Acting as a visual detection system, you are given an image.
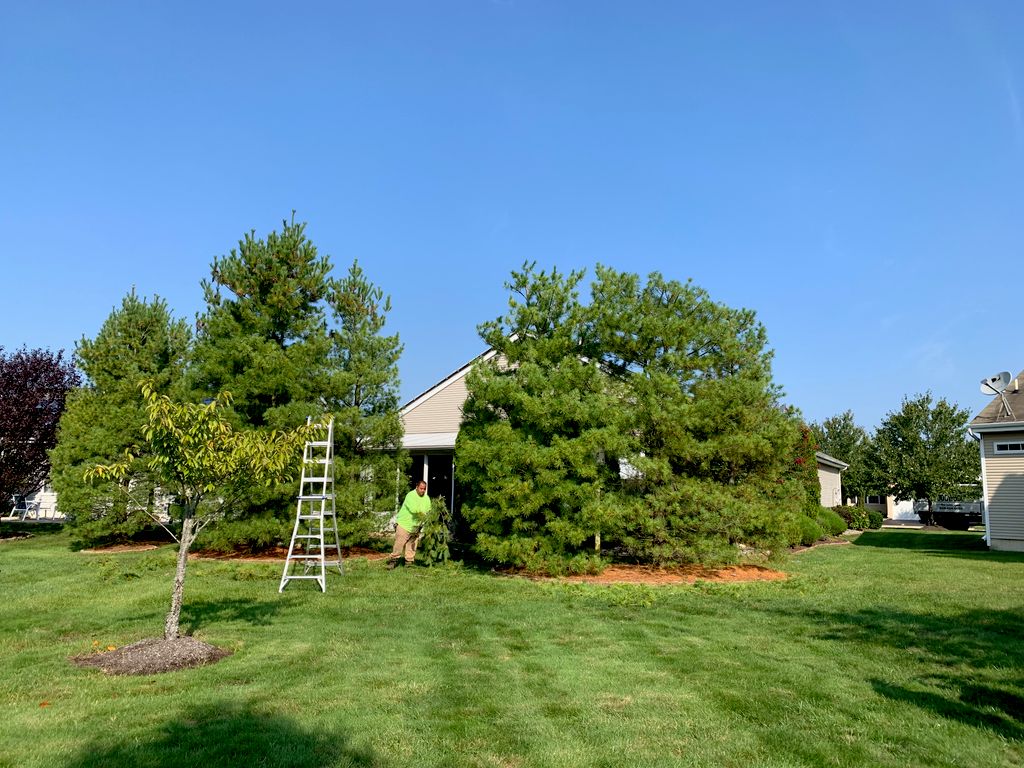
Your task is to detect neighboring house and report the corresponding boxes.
[969,369,1024,552]
[815,452,847,507]
[859,494,918,521]
[401,349,847,513]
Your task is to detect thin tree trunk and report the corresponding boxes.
[165,513,196,640]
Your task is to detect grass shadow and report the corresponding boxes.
[183,597,287,633]
[64,702,380,768]
[871,678,1024,742]
[852,530,1024,563]
[777,600,1024,739]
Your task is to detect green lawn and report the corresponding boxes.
[2,527,1023,768]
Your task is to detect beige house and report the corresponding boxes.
[970,370,1024,552]
[815,452,847,507]
[402,349,846,511]
[400,350,498,510]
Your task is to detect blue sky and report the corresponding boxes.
[2,1,1022,430]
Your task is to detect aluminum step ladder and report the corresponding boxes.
[279,417,343,592]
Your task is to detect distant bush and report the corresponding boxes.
[833,505,870,531]
[797,516,825,546]
[815,507,848,537]
[866,509,884,529]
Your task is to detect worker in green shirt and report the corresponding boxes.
[388,480,431,569]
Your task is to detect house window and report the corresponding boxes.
[994,441,1024,454]
[866,495,885,505]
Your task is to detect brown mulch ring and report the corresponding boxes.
[80,543,160,553]
[517,563,788,585]
[72,636,231,675]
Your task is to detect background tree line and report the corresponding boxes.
[810,397,980,526]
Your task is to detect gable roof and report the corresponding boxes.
[400,348,495,417]
[815,451,849,471]
[971,369,1024,432]
[398,348,495,450]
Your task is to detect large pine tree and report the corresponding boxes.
[457,264,626,572]
[326,261,405,543]
[458,264,808,570]
[190,216,333,429]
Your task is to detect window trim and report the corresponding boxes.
[993,441,1024,455]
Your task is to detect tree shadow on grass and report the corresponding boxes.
[871,677,1024,742]
[65,702,382,768]
[183,597,289,633]
[786,602,1024,740]
[852,530,1024,563]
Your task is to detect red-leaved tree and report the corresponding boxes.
[0,347,81,507]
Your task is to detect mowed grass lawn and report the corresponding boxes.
[2,528,1023,768]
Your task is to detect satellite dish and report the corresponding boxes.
[980,371,1012,395]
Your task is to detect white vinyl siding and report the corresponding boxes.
[983,431,1024,542]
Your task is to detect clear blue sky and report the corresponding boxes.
[2,1,1022,430]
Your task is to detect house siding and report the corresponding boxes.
[402,375,470,435]
[817,465,842,507]
[982,430,1024,545]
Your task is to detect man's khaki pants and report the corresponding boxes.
[390,525,419,564]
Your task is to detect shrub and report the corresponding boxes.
[867,509,884,529]
[418,497,454,566]
[196,515,291,554]
[797,516,824,546]
[832,505,870,530]
[815,507,848,537]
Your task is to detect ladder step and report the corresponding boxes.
[287,554,326,561]
[302,478,332,484]
[298,494,333,501]
[282,575,323,581]
[293,534,323,539]
[309,441,332,447]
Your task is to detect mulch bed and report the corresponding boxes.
[542,563,788,585]
[72,636,231,676]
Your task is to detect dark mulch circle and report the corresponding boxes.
[72,636,231,676]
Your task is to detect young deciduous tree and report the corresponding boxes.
[810,410,873,505]
[870,393,980,522]
[0,347,80,508]
[50,291,190,546]
[326,261,405,544]
[88,385,313,640]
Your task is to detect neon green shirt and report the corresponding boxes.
[396,488,431,532]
